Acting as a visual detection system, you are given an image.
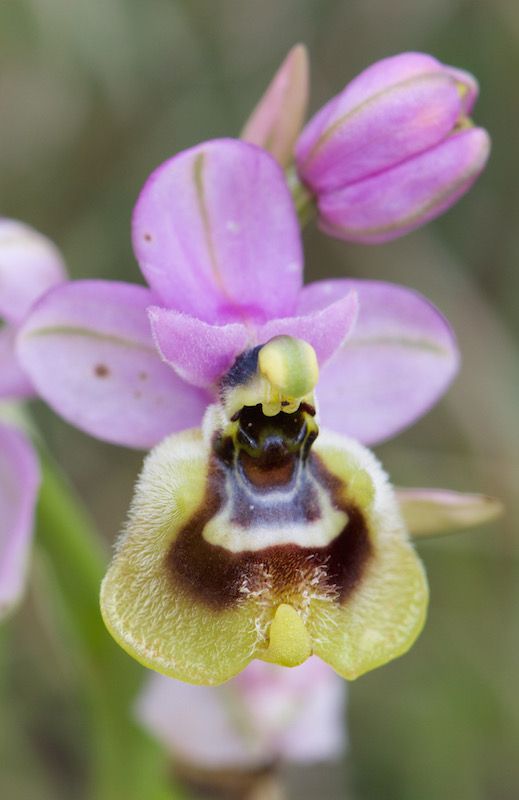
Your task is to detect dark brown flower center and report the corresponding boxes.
[166,404,372,611]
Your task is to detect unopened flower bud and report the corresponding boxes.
[295,52,490,243]
[241,44,309,167]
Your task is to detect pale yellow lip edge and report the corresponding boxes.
[100,561,429,685]
[99,573,249,687]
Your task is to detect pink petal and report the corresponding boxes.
[137,674,261,768]
[298,279,459,445]
[0,422,40,618]
[234,659,346,764]
[149,291,358,389]
[0,219,66,324]
[317,128,490,244]
[296,52,462,193]
[0,324,33,399]
[298,53,442,164]
[241,44,309,167]
[396,488,503,537]
[133,139,303,325]
[148,306,250,388]
[17,281,210,449]
[445,65,479,114]
[135,658,346,769]
[259,289,358,366]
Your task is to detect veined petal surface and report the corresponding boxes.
[0,422,40,619]
[17,281,209,449]
[296,53,462,193]
[318,128,490,243]
[133,139,303,325]
[297,279,459,445]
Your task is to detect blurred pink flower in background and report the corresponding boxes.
[136,657,346,770]
[0,219,66,617]
[243,49,490,243]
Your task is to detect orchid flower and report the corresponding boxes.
[18,139,458,450]
[136,658,345,771]
[16,139,500,685]
[0,219,67,618]
[242,48,490,242]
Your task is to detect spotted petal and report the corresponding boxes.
[297,279,459,445]
[132,139,303,325]
[0,422,40,619]
[17,281,210,449]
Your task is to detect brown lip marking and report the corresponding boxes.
[94,363,110,378]
[166,453,372,611]
[238,450,296,488]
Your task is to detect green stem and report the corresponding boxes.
[36,452,180,800]
[285,165,317,228]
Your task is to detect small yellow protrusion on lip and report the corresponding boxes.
[261,603,312,667]
[258,335,319,400]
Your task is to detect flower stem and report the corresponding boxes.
[285,165,316,228]
[35,451,180,800]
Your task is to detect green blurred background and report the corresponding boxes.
[1,0,518,798]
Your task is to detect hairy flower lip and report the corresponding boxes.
[100,407,428,685]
